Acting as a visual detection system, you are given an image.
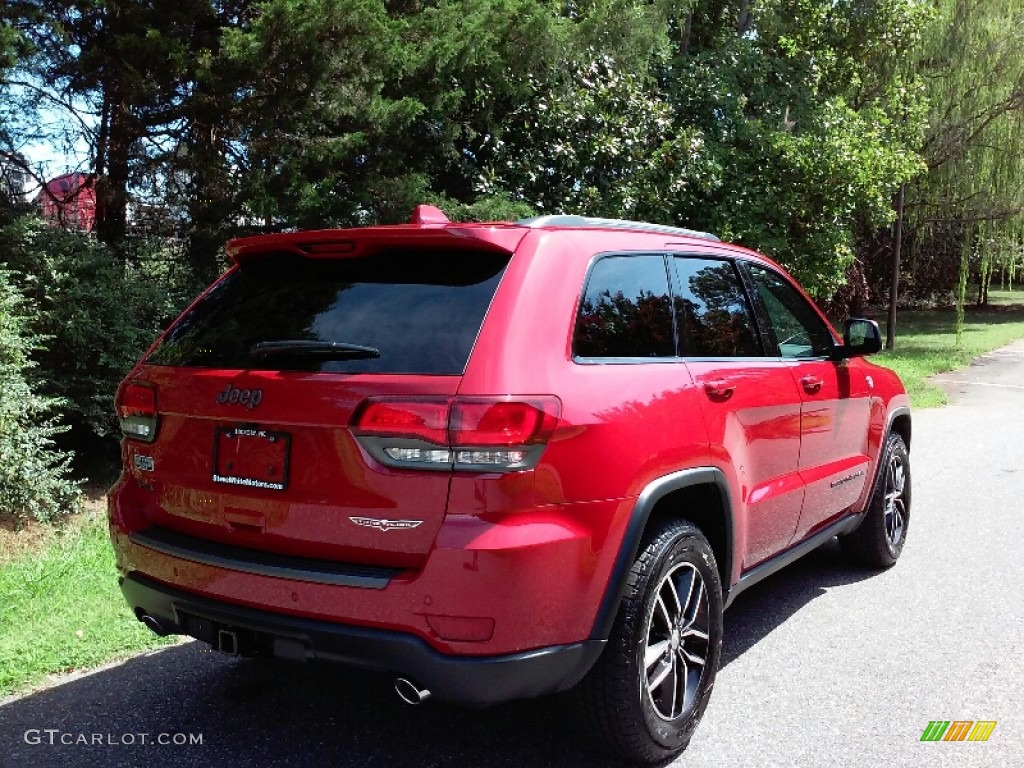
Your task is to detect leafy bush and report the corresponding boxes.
[0,270,80,523]
[0,217,193,445]
[435,193,535,223]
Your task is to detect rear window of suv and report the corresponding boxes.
[146,248,509,374]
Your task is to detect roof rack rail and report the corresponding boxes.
[515,215,720,242]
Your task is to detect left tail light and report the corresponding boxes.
[117,381,158,442]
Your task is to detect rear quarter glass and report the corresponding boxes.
[146,248,510,374]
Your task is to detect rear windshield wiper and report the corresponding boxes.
[250,340,381,360]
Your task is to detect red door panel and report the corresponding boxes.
[685,362,805,569]
[739,260,875,545]
[790,360,872,540]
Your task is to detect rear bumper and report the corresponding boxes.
[109,478,632,655]
[121,572,604,706]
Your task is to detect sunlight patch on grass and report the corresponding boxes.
[0,510,173,697]
[874,294,1024,407]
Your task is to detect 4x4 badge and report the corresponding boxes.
[349,517,423,532]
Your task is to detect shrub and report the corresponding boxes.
[0,217,193,447]
[0,270,80,523]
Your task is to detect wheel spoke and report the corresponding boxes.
[654,596,672,629]
[683,577,704,627]
[672,653,686,718]
[681,626,709,641]
[890,503,904,541]
[680,647,706,668]
[665,573,683,617]
[892,462,905,494]
[668,656,679,718]
[645,639,670,671]
[649,657,673,691]
[674,568,694,620]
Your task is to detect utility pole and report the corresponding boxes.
[886,184,905,351]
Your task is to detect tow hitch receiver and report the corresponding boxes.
[217,629,239,656]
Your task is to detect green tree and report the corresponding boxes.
[0,15,31,213]
[7,1,236,250]
[902,0,1024,330]
[0,270,80,523]
[215,0,578,231]
[480,53,711,218]
[480,1,928,299]
[653,0,927,298]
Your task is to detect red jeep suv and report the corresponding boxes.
[109,206,911,763]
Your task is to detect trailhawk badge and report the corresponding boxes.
[349,517,423,532]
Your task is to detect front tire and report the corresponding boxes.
[575,520,723,764]
[840,431,911,568]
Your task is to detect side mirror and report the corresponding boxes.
[832,318,882,360]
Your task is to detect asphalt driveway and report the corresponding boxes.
[2,342,1022,767]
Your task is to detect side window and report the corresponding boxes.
[671,257,763,357]
[573,255,674,358]
[745,263,834,358]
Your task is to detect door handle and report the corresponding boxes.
[703,381,735,401]
[800,375,823,394]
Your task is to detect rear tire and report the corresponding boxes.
[840,432,911,568]
[574,520,723,764]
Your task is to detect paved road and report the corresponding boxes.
[2,343,1023,768]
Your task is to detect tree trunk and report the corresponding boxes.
[186,121,230,283]
[736,0,753,36]
[956,236,970,348]
[681,11,693,57]
[93,82,130,252]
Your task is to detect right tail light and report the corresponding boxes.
[352,396,561,472]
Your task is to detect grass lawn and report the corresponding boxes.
[873,288,1024,408]
[0,500,173,698]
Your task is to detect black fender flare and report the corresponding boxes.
[588,467,735,641]
[848,404,912,528]
[885,405,912,451]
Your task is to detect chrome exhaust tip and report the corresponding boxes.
[394,677,432,705]
[139,613,168,637]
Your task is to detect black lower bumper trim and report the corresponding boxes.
[120,573,605,706]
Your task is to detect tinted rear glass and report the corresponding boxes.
[146,248,509,374]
